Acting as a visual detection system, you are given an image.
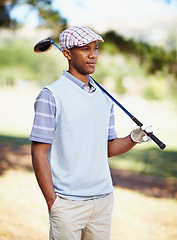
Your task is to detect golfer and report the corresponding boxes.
[30,26,152,240]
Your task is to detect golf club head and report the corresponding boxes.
[34,37,53,53]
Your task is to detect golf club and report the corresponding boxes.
[34,37,61,52]
[34,38,166,150]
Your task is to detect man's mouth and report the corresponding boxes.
[87,62,96,67]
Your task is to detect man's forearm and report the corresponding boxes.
[31,142,56,211]
[108,135,137,157]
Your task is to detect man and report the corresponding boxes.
[30,26,152,240]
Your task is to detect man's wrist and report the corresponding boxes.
[46,194,57,211]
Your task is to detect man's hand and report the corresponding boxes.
[48,195,57,212]
[130,123,153,144]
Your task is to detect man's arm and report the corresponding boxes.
[31,141,56,211]
[108,123,153,157]
[108,135,136,157]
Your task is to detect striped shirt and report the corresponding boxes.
[30,71,117,143]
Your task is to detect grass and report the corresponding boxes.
[0,134,176,181]
[0,135,30,146]
[109,147,177,180]
[112,186,177,240]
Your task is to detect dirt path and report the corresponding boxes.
[0,143,177,199]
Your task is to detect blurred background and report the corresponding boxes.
[0,0,177,240]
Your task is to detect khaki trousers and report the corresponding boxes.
[49,192,114,240]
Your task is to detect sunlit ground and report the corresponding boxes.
[0,170,176,240]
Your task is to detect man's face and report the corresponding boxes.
[68,41,99,76]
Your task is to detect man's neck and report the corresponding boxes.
[68,69,90,86]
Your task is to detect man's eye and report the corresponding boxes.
[94,45,99,50]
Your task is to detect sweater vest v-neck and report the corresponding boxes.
[46,75,113,200]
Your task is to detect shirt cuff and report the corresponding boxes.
[29,135,52,144]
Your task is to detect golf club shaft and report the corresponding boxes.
[49,40,166,149]
[50,39,61,51]
[92,79,166,149]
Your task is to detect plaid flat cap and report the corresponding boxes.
[59,26,104,51]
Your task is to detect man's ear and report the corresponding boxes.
[62,49,72,60]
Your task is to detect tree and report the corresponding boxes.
[0,1,17,28]
[103,31,177,77]
[0,0,67,34]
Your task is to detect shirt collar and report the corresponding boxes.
[63,71,96,92]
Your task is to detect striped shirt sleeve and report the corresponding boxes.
[108,103,117,141]
[30,88,56,144]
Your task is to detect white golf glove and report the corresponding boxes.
[130,123,153,144]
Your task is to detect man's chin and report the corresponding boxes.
[88,68,96,75]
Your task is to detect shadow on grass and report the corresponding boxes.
[109,147,177,180]
[0,135,30,146]
[1,135,177,198]
[0,135,32,175]
[109,147,177,198]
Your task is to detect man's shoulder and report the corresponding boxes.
[45,75,67,90]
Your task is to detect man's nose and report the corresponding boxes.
[89,49,97,58]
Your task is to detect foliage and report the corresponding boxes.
[0,0,67,34]
[0,1,17,28]
[102,31,177,78]
[0,35,176,102]
[0,39,61,85]
[97,31,177,101]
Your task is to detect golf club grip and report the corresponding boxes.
[131,116,166,149]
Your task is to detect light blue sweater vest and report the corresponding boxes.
[46,75,113,200]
